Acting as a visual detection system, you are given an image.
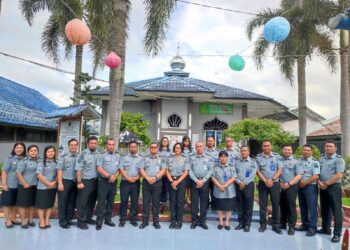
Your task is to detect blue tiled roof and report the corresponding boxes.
[0,76,58,113]
[45,103,101,119]
[89,72,272,100]
[0,100,57,129]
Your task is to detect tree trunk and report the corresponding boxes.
[341,30,350,186]
[108,0,127,147]
[72,45,83,105]
[297,56,307,146]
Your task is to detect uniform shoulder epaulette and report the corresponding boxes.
[336,154,342,158]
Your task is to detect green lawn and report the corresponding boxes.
[342,198,350,206]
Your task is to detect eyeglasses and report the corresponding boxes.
[150,146,158,149]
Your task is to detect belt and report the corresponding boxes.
[171,176,180,180]
[197,177,203,180]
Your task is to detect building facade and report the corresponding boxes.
[91,54,289,146]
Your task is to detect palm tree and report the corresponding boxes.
[87,0,176,141]
[19,0,85,105]
[246,0,338,146]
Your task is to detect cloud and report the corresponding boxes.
[0,0,341,118]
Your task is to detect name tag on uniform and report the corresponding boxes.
[246,170,250,178]
[270,164,275,172]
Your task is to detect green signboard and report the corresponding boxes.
[199,103,233,115]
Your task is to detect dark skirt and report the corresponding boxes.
[0,188,18,206]
[35,189,57,209]
[16,185,36,207]
[212,197,236,211]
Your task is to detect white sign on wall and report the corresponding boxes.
[165,135,183,149]
[58,120,81,155]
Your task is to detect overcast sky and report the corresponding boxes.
[0,0,341,118]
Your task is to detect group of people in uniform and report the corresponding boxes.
[0,135,345,243]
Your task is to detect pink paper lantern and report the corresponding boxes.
[104,52,122,69]
[65,19,91,46]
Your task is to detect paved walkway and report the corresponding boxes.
[0,219,343,250]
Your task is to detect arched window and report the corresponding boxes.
[167,113,182,128]
[203,118,228,130]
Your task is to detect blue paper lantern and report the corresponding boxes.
[328,14,350,30]
[263,16,291,43]
[228,55,245,71]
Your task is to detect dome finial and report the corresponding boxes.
[170,42,185,71]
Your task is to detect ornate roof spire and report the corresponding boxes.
[170,42,186,71]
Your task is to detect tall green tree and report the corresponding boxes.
[246,0,337,146]
[88,0,176,143]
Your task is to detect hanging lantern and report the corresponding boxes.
[65,19,91,46]
[104,51,122,69]
[263,16,291,43]
[342,228,349,250]
[328,14,350,30]
[228,54,245,71]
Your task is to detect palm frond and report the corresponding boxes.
[143,0,177,56]
[19,0,53,25]
[41,14,61,65]
[252,36,270,70]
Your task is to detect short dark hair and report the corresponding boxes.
[87,136,98,143]
[68,138,78,146]
[105,138,115,145]
[206,136,215,141]
[325,140,337,147]
[240,145,250,150]
[173,142,183,153]
[219,150,229,158]
[303,144,313,150]
[262,139,272,145]
[11,142,26,157]
[281,144,292,149]
[128,140,138,147]
[27,144,39,152]
[150,142,158,147]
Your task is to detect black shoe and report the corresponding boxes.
[119,221,125,227]
[280,224,287,230]
[190,222,197,229]
[139,222,149,229]
[288,227,295,235]
[331,235,340,243]
[11,221,21,226]
[217,224,223,230]
[235,224,244,230]
[21,223,29,229]
[59,222,70,229]
[153,222,161,229]
[96,220,103,230]
[27,220,35,227]
[5,222,14,229]
[169,222,176,229]
[272,226,283,234]
[295,225,308,232]
[244,226,250,232]
[105,220,116,227]
[306,230,316,237]
[45,224,51,229]
[130,220,138,227]
[77,221,89,230]
[258,224,266,233]
[317,229,332,235]
[86,218,97,225]
[175,222,182,229]
[39,225,47,230]
[199,223,208,230]
[224,225,231,231]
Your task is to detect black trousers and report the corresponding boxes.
[236,182,254,226]
[142,179,162,223]
[58,179,77,224]
[96,178,117,222]
[76,178,97,222]
[120,180,140,222]
[280,184,298,228]
[320,183,343,236]
[168,179,186,222]
[191,180,210,225]
[258,180,280,226]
